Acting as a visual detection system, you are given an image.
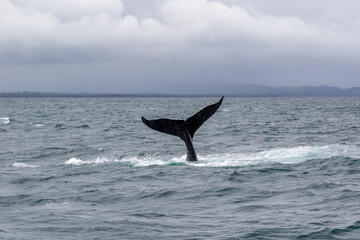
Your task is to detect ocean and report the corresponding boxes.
[1,97,360,239]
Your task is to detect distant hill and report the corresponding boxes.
[1,85,360,97]
[150,82,360,97]
[278,86,360,97]
[0,91,159,98]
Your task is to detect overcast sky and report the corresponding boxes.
[1,0,360,93]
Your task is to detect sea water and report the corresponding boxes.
[0,97,360,239]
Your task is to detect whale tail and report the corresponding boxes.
[141,96,224,161]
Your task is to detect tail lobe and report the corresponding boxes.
[185,96,224,138]
[141,117,187,141]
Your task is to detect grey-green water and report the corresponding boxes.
[1,97,360,239]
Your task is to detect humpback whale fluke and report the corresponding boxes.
[141,96,224,162]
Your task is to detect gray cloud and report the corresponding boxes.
[0,0,359,91]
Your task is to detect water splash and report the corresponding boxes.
[65,157,119,166]
[194,145,358,167]
[65,144,360,168]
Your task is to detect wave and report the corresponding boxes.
[65,144,360,168]
[297,221,360,239]
[13,162,38,168]
[1,117,10,125]
[29,122,45,127]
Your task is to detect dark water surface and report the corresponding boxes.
[1,97,360,239]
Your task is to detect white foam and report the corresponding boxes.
[0,117,10,125]
[34,123,44,127]
[65,157,119,166]
[123,156,172,167]
[65,156,178,167]
[193,145,360,167]
[45,199,72,208]
[65,144,360,168]
[13,162,37,168]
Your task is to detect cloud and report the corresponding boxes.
[0,0,360,64]
[11,0,124,21]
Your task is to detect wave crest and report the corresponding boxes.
[13,162,37,168]
[1,117,10,125]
